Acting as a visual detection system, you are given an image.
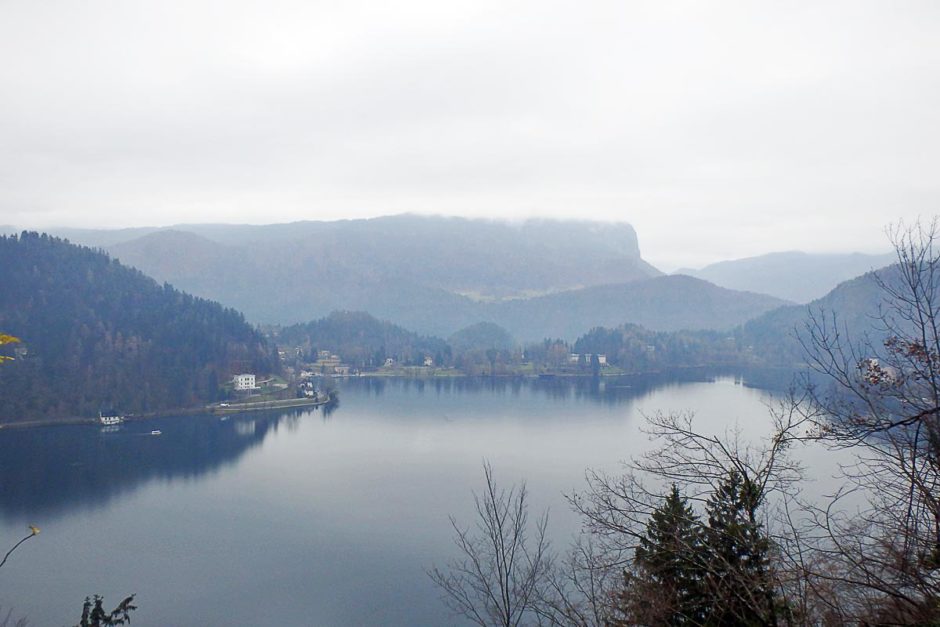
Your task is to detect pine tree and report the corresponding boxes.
[703,471,779,626]
[615,485,708,626]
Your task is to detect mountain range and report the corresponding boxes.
[48,215,788,340]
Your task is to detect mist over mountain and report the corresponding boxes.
[67,214,661,298]
[678,251,894,303]
[42,215,795,340]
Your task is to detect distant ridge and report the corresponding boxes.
[678,251,894,303]
[738,265,899,364]
[56,214,661,286]
[488,275,788,341]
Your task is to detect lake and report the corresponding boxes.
[0,369,822,626]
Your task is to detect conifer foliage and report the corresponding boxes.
[703,471,780,626]
[611,478,784,626]
[0,232,277,422]
[616,485,707,626]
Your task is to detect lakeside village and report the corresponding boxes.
[95,348,619,428]
[279,348,612,379]
[96,371,335,427]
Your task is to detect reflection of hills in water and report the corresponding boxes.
[342,367,799,405]
[0,408,326,522]
[0,369,793,523]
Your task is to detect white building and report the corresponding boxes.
[233,373,256,391]
[98,412,123,425]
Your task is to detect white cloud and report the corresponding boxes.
[0,0,937,265]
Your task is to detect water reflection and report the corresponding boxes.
[0,408,319,521]
[0,368,797,627]
[0,369,793,524]
[343,367,800,405]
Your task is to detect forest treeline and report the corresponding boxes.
[276,310,452,368]
[0,233,277,422]
[275,312,777,374]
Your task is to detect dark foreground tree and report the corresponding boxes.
[75,595,136,627]
[429,462,552,627]
[703,471,782,626]
[611,485,707,626]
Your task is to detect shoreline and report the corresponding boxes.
[0,365,795,431]
[0,395,331,431]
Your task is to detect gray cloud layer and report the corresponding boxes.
[1,0,937,267]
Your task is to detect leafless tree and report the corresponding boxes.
[430,461,552,627]
[534,535,619,627]
[798,217,940,622]
[0,607,28,627]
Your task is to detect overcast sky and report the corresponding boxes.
[1,1,938,269]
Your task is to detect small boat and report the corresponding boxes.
[150,430,162,436]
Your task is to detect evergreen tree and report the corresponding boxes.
[614,485,708,626]
[703,471,779,626]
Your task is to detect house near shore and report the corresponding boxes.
[98,412,123,426]
[233,373,257,391]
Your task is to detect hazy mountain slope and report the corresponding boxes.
[489,275,789,341]
[72,215,662,304]
[47,226,162,247]
[739,267,895,364]
[679,251,894,303]
[0,232,277,423]
[109,229,483,335]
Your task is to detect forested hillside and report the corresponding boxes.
[573,324,742,371]
[276,310,451,368]
[0,233,278,423]
[738,267,893,364]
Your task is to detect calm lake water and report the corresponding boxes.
[0,369,821,626]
